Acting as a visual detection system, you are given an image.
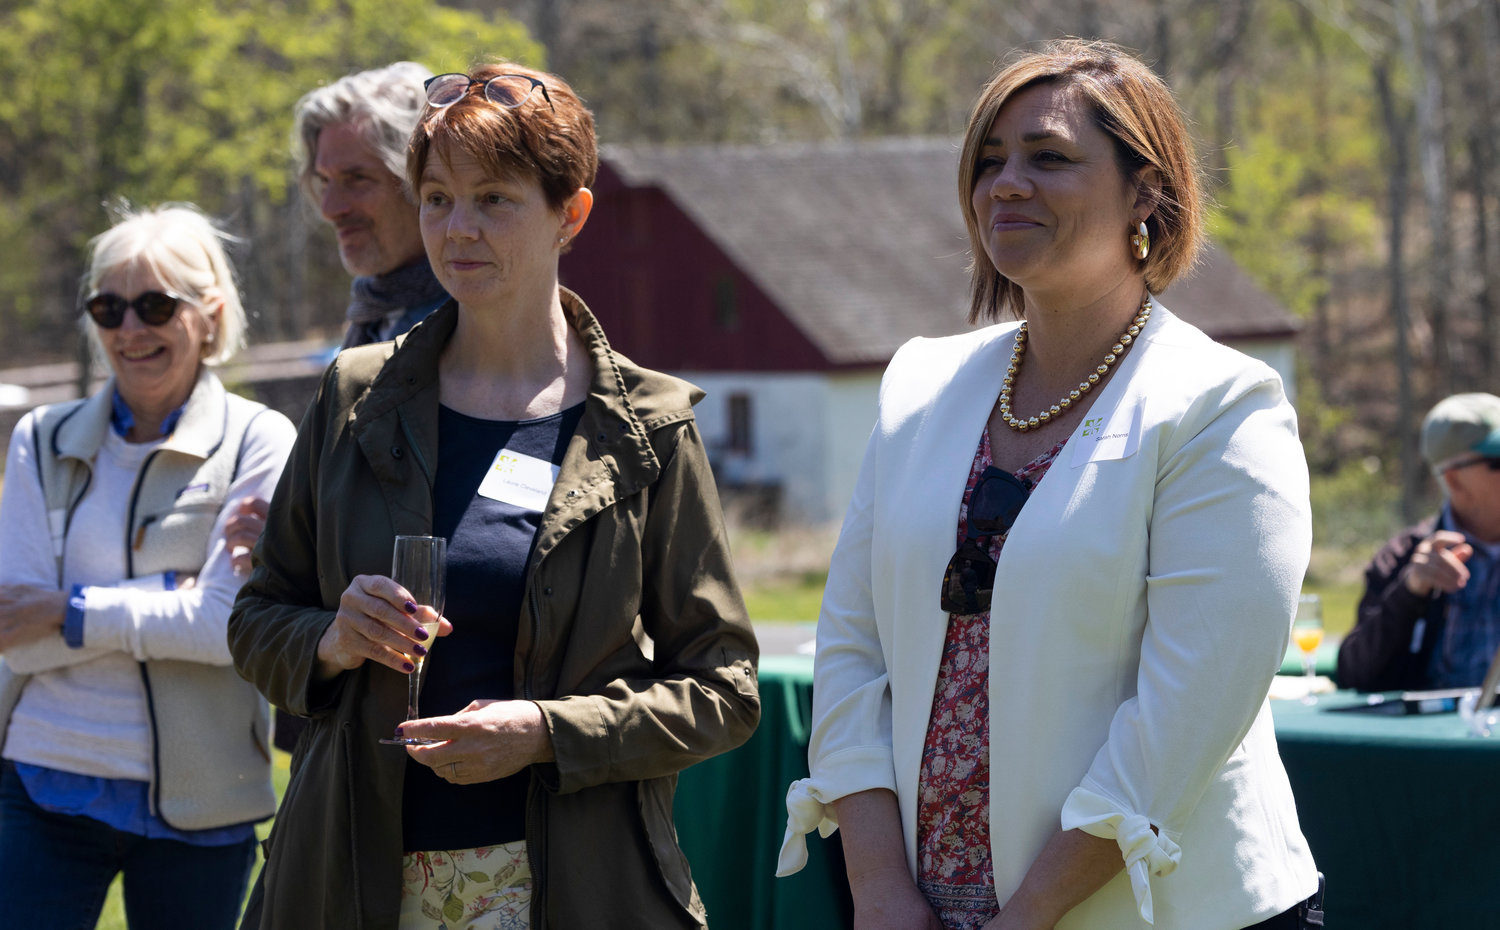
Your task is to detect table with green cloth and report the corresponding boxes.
[677,654,1500,930]
[675,655,851,930]
[1271,691,1500,930]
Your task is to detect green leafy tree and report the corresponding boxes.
[0,0,538,356]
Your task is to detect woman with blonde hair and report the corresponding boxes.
[0,203,296,929]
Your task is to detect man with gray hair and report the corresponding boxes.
[293,61,448,348]
[1339,393,1500,691]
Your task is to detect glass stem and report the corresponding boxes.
[407,665,424,721]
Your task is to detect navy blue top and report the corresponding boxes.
[401,402,583,852]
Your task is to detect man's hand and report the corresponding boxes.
[224,497,270,575]
[1404,530,1473,597]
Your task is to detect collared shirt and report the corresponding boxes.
[109,389,185,439]
[1425,504,1500,688]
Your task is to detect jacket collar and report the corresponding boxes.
[350,288,679,496]
[54,369,230,464]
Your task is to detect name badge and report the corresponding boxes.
[477,449,560,512]
[1071,395,1145,468]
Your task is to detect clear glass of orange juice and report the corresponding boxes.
[1293,593,1324,705]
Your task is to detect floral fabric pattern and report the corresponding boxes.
[916,427,1064,929]
[399,839,531,930]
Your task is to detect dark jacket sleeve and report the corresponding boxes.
[538,420,761,793]
[228,365,343,716]
[1336,517,1441,692]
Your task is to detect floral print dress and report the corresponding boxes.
[916,427,1065,930]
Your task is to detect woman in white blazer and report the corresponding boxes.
[778,40,1321,930]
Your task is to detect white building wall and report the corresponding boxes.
[1229,339,1297,405]
[680,372,832,523]
[678,370,881,525]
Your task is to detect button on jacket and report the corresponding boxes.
[230,292,760,930]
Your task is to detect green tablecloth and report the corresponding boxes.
[675,655,849,930]
[1271,692,1500,930]
[678,659,1500,930]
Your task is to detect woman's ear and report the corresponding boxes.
[558,187,594,246]
[1132,166,1163,220]
[198,289,226,354]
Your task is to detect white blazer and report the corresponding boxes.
[780,301,1318,930]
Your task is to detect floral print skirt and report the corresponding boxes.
[399,839,531,930]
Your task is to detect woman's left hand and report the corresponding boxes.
[403,699,556,784]
[0,585,68,652]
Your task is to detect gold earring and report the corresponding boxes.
[1130,221,1150,260]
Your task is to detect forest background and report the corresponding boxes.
[2,0,1499,621]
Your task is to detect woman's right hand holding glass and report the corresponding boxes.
[314,574,451,681]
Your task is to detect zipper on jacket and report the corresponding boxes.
[123,448,164,579]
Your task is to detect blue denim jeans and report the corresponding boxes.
[0,761,256,930]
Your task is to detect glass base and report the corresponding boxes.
[379,736,443,746]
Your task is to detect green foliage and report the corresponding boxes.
[1203,6,1383,321]
[0,0,538,356]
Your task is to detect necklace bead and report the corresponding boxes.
[997,295,1152,433]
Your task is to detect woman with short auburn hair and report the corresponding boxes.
[232,61,759,930]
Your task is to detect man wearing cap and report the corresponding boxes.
[293,61,449,349]
[1338,393,1500,691]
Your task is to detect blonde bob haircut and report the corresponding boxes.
[959,39,1205,323]
[82,203,247,366]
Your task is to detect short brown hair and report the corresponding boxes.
[959,39,1204,323]
[407,62,597,213]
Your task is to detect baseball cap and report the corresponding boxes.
[1421,392,1500,470]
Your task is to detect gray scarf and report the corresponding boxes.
[343,260,447,346]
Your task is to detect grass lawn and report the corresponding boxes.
[746,569,1365,639]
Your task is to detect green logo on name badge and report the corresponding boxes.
[1082,416,1104,438]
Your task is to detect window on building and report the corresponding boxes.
[714,276,739,331]
[727,393,752,454]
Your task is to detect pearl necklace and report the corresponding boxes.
[997,295,1152,432]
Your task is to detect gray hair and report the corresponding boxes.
[82,203,248,367]
[291,61,434,200]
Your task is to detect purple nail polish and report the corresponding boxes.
[403,600,418,614]
[402,661,415,672]
[413,626,430,641]
[395,727,404,737]
[413,643,428,657]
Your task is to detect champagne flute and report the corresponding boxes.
[379,535,446,746]
[1293,593,1324,706]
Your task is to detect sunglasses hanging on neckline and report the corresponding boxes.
[939,465,1032,615]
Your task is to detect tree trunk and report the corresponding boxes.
[1375,59,1421,524]
[1406,0,1454,393]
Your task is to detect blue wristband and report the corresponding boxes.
[64,584,87,649]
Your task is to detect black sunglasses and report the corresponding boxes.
[83,291,186,329]
[423,73,554,112]
[1444,456,1500,473]
[940,466,1031,615]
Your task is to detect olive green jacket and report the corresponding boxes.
[229,292,760,930]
